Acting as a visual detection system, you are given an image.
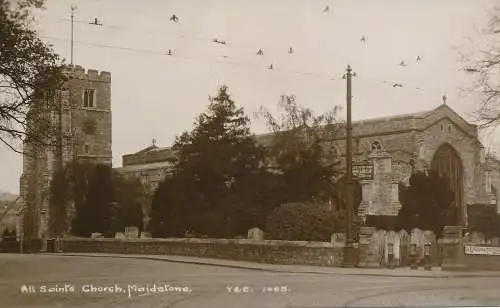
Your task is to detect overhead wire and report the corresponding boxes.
[39,35,338,81]
[37,14,451,98]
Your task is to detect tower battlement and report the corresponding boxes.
[64,65,111,82]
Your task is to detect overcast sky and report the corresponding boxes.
[0,0,498,194]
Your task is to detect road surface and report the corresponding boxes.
[1,253,500,307]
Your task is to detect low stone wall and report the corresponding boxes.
[61,238,345,267]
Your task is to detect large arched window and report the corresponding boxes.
[431,143,464,223]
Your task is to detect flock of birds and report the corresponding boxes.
[86,5,480,89]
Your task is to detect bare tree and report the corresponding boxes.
[460,6,500,128]
[0,0,67,154]
[255,94,344,164]
[254,95,344,202]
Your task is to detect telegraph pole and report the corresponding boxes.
[70,5,76,66]
[342,65,357,267]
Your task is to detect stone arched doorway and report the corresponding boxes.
[431,143,464,224]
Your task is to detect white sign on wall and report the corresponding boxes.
[465,245,500,256]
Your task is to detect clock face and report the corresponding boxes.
[82,118,97,135]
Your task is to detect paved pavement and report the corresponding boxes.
[52,252,500,278]
[1,253,500,307]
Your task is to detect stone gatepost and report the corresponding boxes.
[357,226,379,268]
[441,226,466,271]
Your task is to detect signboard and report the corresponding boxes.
[353,164,374,180]
[465,245,500,256]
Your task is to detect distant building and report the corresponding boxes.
[19,65,112,239]
[0,199,18,232]
[120,103,500,225]
[115,140,176,195]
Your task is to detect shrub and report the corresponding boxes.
[265,201,345,241]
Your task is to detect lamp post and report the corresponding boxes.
[342,65,358,267]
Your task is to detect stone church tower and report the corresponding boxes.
[19,65,112,239]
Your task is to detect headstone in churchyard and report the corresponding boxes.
[398,230,409,267]
[464,232,472,243]
[124,226,139,239]
[115,232,125,239]
[373,230,387,265]
[247,227,264,240]
[331,232,345,247]
[91,232,102,238]
[411,228,425,260]
[384,231,397,266]
[140,232,151,239]
[472,231,485,244]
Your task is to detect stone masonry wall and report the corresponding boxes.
[422,118,480,223]
[62,238,345,267]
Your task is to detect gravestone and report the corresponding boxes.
[125,226,139,239]
[331,232,345,247]
[247,227,264,240]
[384,230,397,266]
[140,232,151,239]
[472,232,485,244]
[411,228,425,261]
[373,229,387,265]
[91,232,103,238]
[398,230,409,266]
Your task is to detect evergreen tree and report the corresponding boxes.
[69,164,115,237]
[112,173,145,232]
[150,85,275,238]
[396,171,456,237]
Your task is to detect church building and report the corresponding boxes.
[18,64,499,239]
[119,103,500,229]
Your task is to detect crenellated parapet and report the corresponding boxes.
[63,65,111,83]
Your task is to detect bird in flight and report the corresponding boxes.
[393,83,403,88]
[257,49,264,55]
[89,17,102,25]
[324,5,330,12]
[268,64,274,70]
[360,36,366,42]
[166,49,173,56]
[464,68,479,72]
[213,38,227,45]
[170,14,179,22]
[399,61,406,67]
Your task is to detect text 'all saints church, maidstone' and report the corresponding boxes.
[19,66,500,239]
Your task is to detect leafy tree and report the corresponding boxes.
[467,203,500,241]
[1,0,67,153]
[150,85,275,238]
[396,171,457,238]
[265,201,346,241]
[255,94,343,204]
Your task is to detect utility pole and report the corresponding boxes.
[70,5,77,66]
[342,64,357,267]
